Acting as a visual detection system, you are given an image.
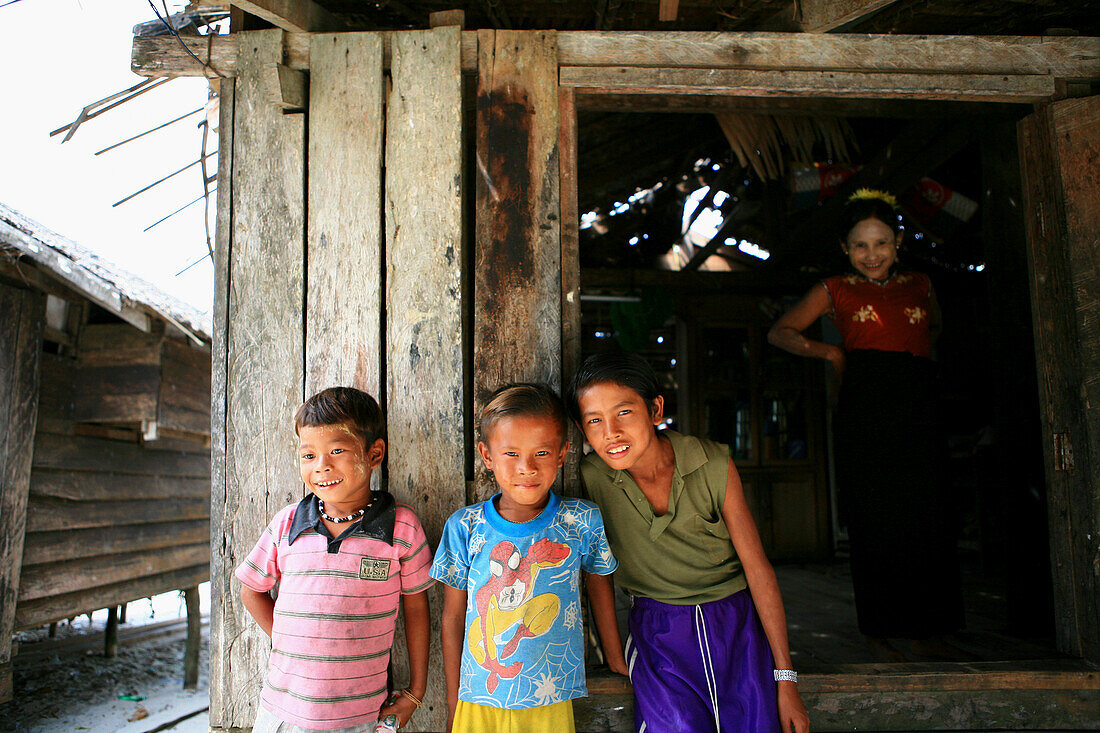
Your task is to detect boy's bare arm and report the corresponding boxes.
[378,590,432,728]
[440,585,468,733]
[402,590,431,700]
[584,572,628,675]
[240,585,275,637]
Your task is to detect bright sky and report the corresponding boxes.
[0,0,216,313]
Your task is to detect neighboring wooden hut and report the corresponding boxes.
[0,202,211,702]
[134,2,1099,730]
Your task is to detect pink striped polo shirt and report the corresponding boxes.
[236,492,434,730]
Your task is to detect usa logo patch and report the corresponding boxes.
[360,557,390,581]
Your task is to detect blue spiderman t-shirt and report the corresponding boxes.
[430,491,618,709]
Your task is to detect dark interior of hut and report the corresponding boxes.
[573,104,1058,667]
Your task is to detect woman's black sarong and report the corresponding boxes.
[834,349,964,638]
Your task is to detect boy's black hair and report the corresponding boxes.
[294,387,385,446]
[836,196,902,244]
[479,383,567,445]
[564,351,660,424]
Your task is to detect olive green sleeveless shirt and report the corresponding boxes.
[579,431,747,605]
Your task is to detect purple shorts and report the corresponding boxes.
[626,590,781,733]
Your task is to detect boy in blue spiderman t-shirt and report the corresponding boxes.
[430,383,622,733]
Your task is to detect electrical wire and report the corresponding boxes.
[145,0,225,78]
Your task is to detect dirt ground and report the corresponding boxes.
[1,620,209,733]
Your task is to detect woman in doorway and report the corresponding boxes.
[768,189,963,656]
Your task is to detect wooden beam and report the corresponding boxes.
[211,28,306,730]
[799,0,902,33]
[306,32,383,399]
[574,91,1026,118]
[262,62,307,109]
[560,85,582,497]
[385,26,464,733]
[474,30,561,500]
[658,0,679,23]
[132,31,1100,81]
[228,0,342,33]
[429,9,465,28]
[14,564,209,630]
[560,67,1056,102]
[0,283,44,704]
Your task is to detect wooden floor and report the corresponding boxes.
[777,561,1063,667]
[577,562,1099,731]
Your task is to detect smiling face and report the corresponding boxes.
[297,422,384,513]
[576,381,664,472]
[478,414,568,521]
[844,216,902,282]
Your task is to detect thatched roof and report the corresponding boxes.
[0,201,211,344]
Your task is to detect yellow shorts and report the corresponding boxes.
[452,699,575,733]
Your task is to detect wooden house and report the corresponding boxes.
[134,1,1098,730]
[0,202,211,702]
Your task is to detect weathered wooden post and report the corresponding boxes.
[183,586,201,689]
[0,284,44,703]
[209,27,306,731]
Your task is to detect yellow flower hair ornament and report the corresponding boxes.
[848,188,898,208]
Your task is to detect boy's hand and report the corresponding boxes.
[378,693,418,729]
[778,681,810,733]
[607,655,629,677]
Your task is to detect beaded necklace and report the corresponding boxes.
[318,497,371,524]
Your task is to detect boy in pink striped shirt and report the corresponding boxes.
[237,387,434,732]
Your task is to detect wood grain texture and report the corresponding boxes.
[799,0,902,32]
[473,29,562,501]
[1048,97,1100,663]
[1017,102,1096,662]
[0,284,44,683]
[30,432,209,476]
[29,469,209,501]
[14,564,209,630]
[208,73,235,732]
[21,520,210,566]
[306,32,384,398]
[560,67,1055,102]
[213,28,306,729]
[184,585,201,689]
[18,542,208,601]
[558,85,582,497]
[133,31,1100,81]
[384,27,464,732]
[23,496,209,533]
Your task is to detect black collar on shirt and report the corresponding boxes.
[287,491,396,548]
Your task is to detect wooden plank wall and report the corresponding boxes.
[72,324,162,425]
[211,26,468,732]
[472,29,562,500]
[1018,97,1100,663]
[0,283,44,703]
[385,27,464,731]
[15,349,210,631]
[210,28,306,729]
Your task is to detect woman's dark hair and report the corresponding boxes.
[836,196,902,243]
[479,383,568,444]
[295,387,385,445]
[565,351,660,424]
